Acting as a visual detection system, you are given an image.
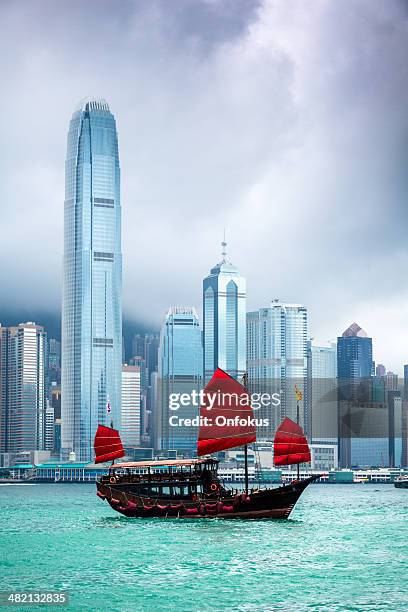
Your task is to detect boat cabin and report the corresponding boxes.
[99,457,225,500]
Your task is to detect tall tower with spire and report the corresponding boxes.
[61,98,122,461]
[202,238,246,382]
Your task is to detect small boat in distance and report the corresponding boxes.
[95,368,320,519]
[394,475,408,489]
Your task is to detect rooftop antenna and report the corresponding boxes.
[221,228,227,263]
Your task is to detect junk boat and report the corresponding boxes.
[95,368,320,519]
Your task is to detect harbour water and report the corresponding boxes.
[0,484,406,611]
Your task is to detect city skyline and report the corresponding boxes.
[1,1,408,371]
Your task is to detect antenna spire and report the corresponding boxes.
[221,229,227,263]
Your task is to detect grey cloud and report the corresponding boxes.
[0,0,408,370]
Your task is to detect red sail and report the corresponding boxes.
[94,425,125,464]
[273,417,311,466]
[197,368,256,456]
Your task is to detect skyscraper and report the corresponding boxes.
[121,365,141,447]
[376,363,386,378]
[62,98,122,461]
[0,323,47,453]
[337,323,382,467]
[402,365,408,467]
[156,307,202,454]
[387,390,402,467]
[203,241,246,382]
[386,370,398,391]
[48,338,61,385]
[308,342,337,445]
[144,334,159,386]
[247,301,309,439]
[131,333,145,360]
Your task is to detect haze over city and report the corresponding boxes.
[1,0,408,370]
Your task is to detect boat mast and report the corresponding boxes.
[243,372,249,494]
[296,399,300,481]
[295,384,303,481]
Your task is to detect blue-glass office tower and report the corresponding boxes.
[156,307,202,455]
[203,242,246,382]
[336,323,385,467]
[62,98,122,461]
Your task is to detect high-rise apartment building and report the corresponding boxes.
[386,370,398,391]
[0,323,47,453]
[61,98,122,461]
[247,301,309,439]
[308,342,337,444]
[121,365,141,447]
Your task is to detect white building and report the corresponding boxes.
[0,322,47,452]
[308,342,338,446]
[310,443,338,470]
[44,401,55,451]
[121,365,141,447]
[247,300,309,439]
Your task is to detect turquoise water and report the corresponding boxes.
[0,483,407,611]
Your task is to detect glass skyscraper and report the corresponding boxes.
[337,323,380,468]
[203,242,246,382]
[247,301,309,440]
[62,98,122,461]
[156,307,203,455]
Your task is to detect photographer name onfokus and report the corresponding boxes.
[169,414,270,428]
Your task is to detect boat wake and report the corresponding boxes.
[0,483,36,486]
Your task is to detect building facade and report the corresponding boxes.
[121,365,141,448]
[203,243,246,382]
[48,338,61,389]
[61,98,122,461]
[156,307,203,454]
[247,301,309,440]
[403,365,408,467]
[0,323,47,453]
[307,342,337,445]
[337,323,380,467]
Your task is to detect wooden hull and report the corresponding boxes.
[96,475,320,520]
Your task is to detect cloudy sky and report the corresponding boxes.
[1,0,408,370]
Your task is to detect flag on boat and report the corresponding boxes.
[106,397,111,414]
[197,368,256,456]
[295,385,303,402]
[273,417,311,466]
[93,425,125,463]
